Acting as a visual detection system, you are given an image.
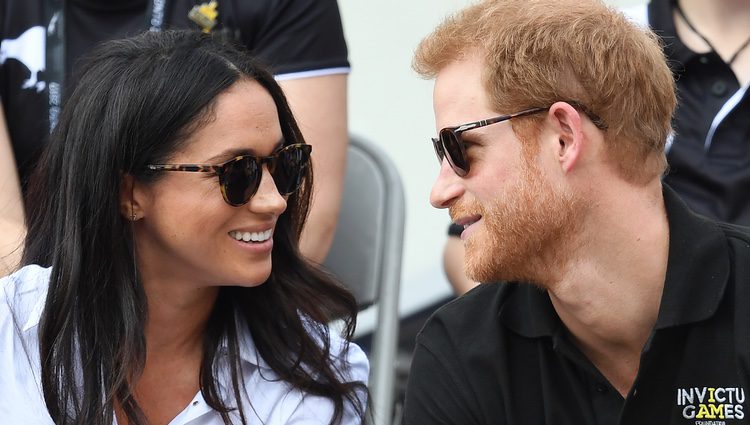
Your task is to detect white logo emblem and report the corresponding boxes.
[0,26,47,93]
[678,386,746,423]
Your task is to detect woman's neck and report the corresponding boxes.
[143,284,219,356]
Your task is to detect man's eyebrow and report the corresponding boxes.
[461,128,490,141]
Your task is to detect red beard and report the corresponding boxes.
[450,157,582,287]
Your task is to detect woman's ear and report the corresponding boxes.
[120,174,143,221]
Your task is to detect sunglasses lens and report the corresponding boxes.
[273,145,310,195]
[440,130,469,175]
[222,157,261,206]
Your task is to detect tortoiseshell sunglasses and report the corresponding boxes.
[147,143,311,207]
[431,101,607,176]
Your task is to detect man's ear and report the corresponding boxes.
[120,174,144,221]
[548,101,586,174]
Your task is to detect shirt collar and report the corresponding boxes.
[233,321,271,371]
[210,322,272,409]
[500,184,730,338]
[20,267,51,332]
[499,283,559,338]
[653,184,730,328]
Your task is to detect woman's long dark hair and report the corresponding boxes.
[23,30,366,425]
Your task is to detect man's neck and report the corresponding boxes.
[547,179,669,396]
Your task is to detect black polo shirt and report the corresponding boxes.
[647,0,750,225]
[404,186,750,425]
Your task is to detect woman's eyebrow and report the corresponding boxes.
[204,137,286,162]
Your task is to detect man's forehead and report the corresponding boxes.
[433,56,493,128]
[433,52,483,96]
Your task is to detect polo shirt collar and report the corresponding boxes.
[500,184,730,338]
[499,283,559,338]
[654,185,729,328]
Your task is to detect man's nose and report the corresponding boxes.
[430,159,464,209]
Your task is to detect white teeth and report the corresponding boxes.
[230,229,273,243]
[463,217,481,228]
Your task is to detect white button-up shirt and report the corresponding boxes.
[0,265,369,424]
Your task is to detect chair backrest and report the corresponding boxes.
[323,136,405,425]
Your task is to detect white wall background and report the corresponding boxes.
[337,0,646,322]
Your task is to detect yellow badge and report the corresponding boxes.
[188,1,219,33]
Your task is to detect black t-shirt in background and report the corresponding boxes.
[0,0,349,188]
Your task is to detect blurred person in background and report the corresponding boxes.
[632,0,750,225]
[0,0,350,274]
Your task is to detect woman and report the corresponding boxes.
[0,30,367,424]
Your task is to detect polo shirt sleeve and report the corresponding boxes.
[403,325,483,425]
[240,0,349,78]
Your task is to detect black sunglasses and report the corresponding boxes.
[147,143,311,206]
[431,102,607,176]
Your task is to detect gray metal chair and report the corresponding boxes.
[323,136,405,425]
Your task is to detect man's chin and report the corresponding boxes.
[464,244,541,286]
[464,247,503,283]
[466,262,505,283]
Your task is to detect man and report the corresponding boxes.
[403,0,750,424]
[442,0,750,297]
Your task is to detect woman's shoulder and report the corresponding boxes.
[314,323,370,388]
[0,264,51,331]
[0,265,53,423]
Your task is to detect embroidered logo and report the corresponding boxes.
[678,387,746,423]
[0,26,46,93]
[188,1,219,33]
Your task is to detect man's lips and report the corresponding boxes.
[453,214,482,229]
